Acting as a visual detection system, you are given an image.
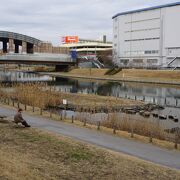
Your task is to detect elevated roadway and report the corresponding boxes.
[0,53,73,65]
[0,53,75,71]
[0,31,75,71]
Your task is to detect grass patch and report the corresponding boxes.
[67,148,93,161]
[105,67,122,75]
[54,68,180,84]
[0,121,180,180]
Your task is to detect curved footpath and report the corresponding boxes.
[0,106,180,170]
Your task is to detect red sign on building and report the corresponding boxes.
[61,36,79,44]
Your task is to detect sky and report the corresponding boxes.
[0,0,179,45]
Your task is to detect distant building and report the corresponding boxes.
[112,2,180,68]
[60,36,112,56]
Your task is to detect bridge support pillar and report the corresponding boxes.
[22,41,27,54]
[9,39,14,53]
[27,43,34,54]
[55,65,70,72]
[2,40,8,53]
[15,43,19,53]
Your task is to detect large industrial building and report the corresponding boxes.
[112,2,180,68]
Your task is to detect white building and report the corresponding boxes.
[60,38,112,56]
[112,2,180,68]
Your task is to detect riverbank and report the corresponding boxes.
[0,118,180,179]
[0,82,144,110]
[41,68,180,85]
[1,81,179,149]
[0,102,179,151]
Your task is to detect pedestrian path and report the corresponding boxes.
[0,106,180,170]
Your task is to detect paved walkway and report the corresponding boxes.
[0,106,180,170]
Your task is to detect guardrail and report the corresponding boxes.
[0,53,72,62]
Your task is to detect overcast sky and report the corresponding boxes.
[0,0,178,45]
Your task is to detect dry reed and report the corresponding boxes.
[102,113,166,140]
[0,83,174,142]
[0,82,63,109]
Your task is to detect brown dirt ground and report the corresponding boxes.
[0,121,180,180]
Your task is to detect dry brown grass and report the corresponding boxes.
[0,83,62,109]
[55,68,180,84]
[33,66,55,72]
[60,92,142,107]
[102,113,166,140]
[66,68,108,77]
[0,122,180,180]
[0,82,142,109]
[114,69,180,80]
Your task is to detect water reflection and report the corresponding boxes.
[0,70,180,128]
[0,70,52,82]
[54,77,180,107]
[1,71,180,108]
[54,77,180,128]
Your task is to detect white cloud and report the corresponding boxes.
[0,0,178,45]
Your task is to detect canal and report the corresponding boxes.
[0,70,180,129]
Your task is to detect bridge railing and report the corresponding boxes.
[0,53,72,62]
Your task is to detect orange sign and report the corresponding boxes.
[62,36,79,44]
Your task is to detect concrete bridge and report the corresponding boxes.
[0,31,75,71]
[0,31,42,54]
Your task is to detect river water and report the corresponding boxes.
[0,70,180,129]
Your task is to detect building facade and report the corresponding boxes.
[60,38,112,56]
[60,37,112,68]
[112,2,180,68]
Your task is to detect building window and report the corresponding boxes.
[124,50,146,55]
[147,59,158,64]
[145,50,159,54]
[152,50,159,54]
[145,51,152,54]
[133,59,143,63]
[120,59,129,65]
